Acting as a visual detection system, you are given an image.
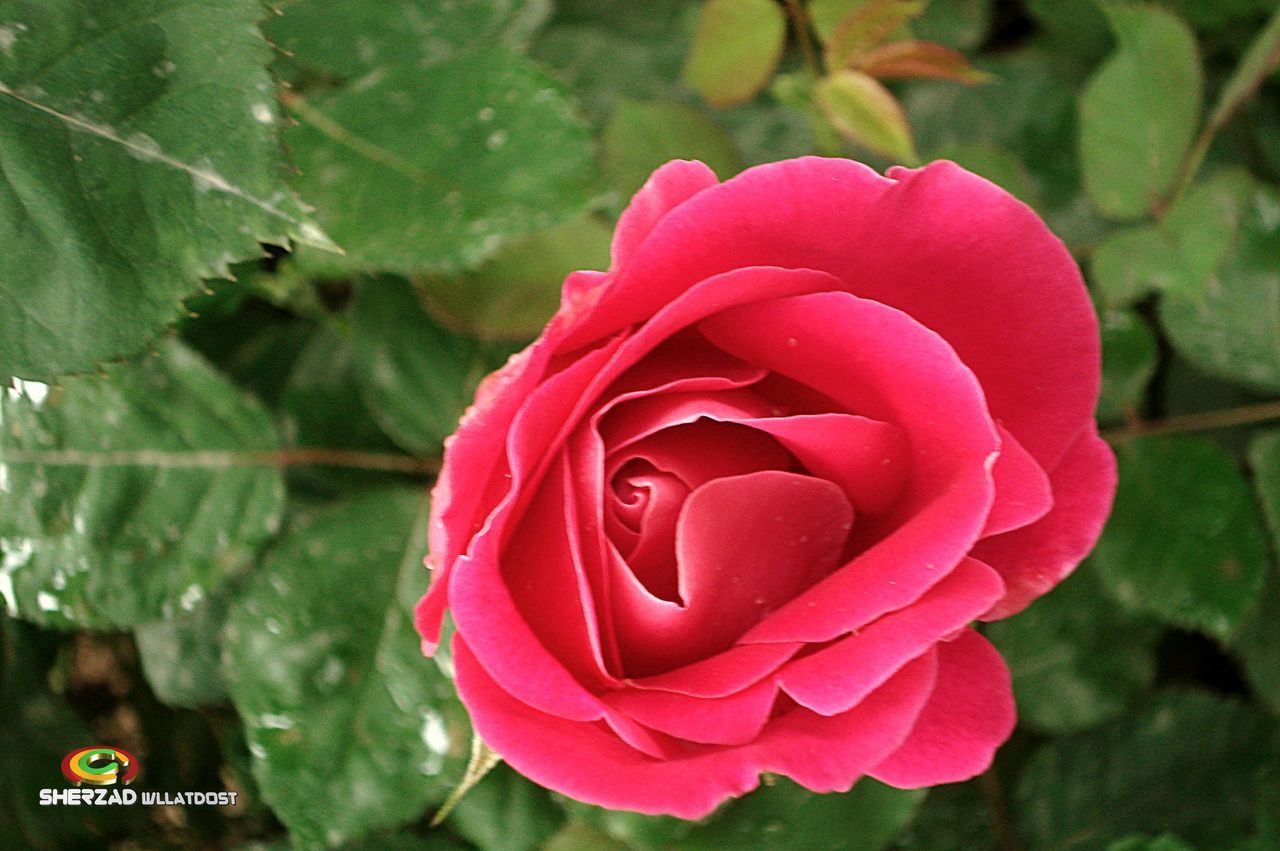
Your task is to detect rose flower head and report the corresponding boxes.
[415,157,1116,819]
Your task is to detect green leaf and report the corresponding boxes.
[1248,430,1280,557]
[903,44,1088,210]
[0,0,334,379]
[825,0,926,70]
[914,0,992,51]
[602,100,743,199]
[894,781,997,851]
[1235,433,1280,716]
[808,0,860,42]
[816,70,918,163]
[1106,834,1197,851]
[1234,569,1280,717]
[263,0,551,81]
[135,592,230,708]
[1161,169,1256,292]
[1092,436,1268,640]
[223,488,470,847]
[809,0,860,42]
[277,323,404,494]
[682,778,924,851]
[1090,227,1180,307]
[284,47,594,276]
[1078,3,1203,220]
[419,215,611,343]
[1097,308,1159,423]
[555,796,694,850]
[530,1,693,125]
[543,821,631,851]
[683,0,786,108]
[0,338,285,629]
[180,291,317,410]
[1160,0,1277,33]
[1202,4,1280,148]
[348,277,491,457]
[986,563,1160,733]
[1091,170,1254,308]
[717,98,820,166]
[1159,181,1280,393]
[1016,690,1277,849]
[450,764,565,851]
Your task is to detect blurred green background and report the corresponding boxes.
[2,0,1280,848]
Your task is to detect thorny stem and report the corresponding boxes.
[784,0,824,77]
[1102,399,1280,444]
[0,447,439,475]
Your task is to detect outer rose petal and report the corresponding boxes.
[418,162,723,648]
[869,629,1015,787]
[777,558,1004,715]
[454,636,938,818]
[603,678,778,746]
[982,425,1053,537]
[611,160,720,270]
[417,335,624,654]
[559,157,1098,471]
[974,425,1117,619]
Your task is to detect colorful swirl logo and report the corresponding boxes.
[60,747,139,786]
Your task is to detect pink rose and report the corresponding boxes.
[415,157,1116,818]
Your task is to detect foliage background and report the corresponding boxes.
[2,0,1280,848]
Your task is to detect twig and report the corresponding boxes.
[1102,399,1280,445]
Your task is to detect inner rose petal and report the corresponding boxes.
[698,290,999,645]
[612,470,854,676]
[605,459,689,602]
[604,422,796,603]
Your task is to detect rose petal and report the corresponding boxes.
[611,466,687,601]
[613,470,854,676]
[560,157,1097,471]
[489,266,845,586]
[600,387,775,452]
[461,266,851,674]
[608,420,795,494]
[697,291,998,645]
[417,346,543,651]
[733,413,910,516]
[448,546,608,721]
[598,328,766,402]
[627,642,802,698]
[453,635,937,818]
[417,335,614,651]
[611,160,721,271]
[758,649,938,793]
[604,678,778,746]
[974,424,1117,619]
[982,424,1054,537]
[776,557,1004,715]
[501,456,614,687]
[868,629,1015,787]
